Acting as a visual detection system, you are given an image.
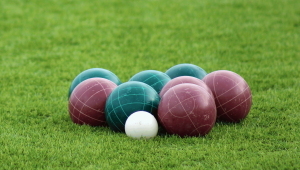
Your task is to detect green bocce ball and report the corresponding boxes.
[105,81,160,132]
[129,70,171,94]
[68,68,121,99]
[165,63,207,80]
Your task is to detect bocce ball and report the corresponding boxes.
[129,70,171,94]
[105,81,160,132]
[68,68,121,98]
[69,78,117,126]
[125,111,158,140]
[165,63,207,80]
[159,76,213,98]
[202,70,252,122]
[158,83,217,137]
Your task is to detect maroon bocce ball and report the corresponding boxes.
[158,84,217,137]
[69,78,117,126]
[202,70,252,122]
[159,76,213,98]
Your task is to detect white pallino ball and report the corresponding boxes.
[125,111,158,139]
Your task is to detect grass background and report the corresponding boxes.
[0,0,299,169]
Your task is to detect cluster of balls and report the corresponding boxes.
[68,64,252,139]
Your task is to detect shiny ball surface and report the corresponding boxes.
[158,84,216,137]
[69,68,121,98]
[159,76,213,98]
[165,63,207,80]
[105,81,160,132]
[69,78,117,126]
[129,70,171,94]
[125,111,158,140]
[202,70,252,122]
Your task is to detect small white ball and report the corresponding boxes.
[125,111,158,139]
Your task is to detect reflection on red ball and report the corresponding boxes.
[158,84,216,137]
[202,70,252,122]
[69,78,117,126]
[159,76,213,98]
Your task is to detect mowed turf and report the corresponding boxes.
[0,0,299,169]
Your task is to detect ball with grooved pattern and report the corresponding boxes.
[165,63,207,80]
[105,81,160,133]
[68,78,117,126]
[159,76,213,98]
[202,70,252,122]
[158,84,216,137]
[129,70,171,94]
[68,68,121,99]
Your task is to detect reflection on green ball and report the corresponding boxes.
[129,70,171,94]
[68,68,121,98]
[165,63,207,79]
[105,81,160,132]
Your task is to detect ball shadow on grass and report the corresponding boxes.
[214,118,247,126]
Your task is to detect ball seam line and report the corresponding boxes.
[172,88,200,134]
[214,75,244,99]
[73,87,114,114]
[216,85,250,109]
[108,92,123,132]
[69,100,105,122]
[213,72,234,121]
[217,94,252,118]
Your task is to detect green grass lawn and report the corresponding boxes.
[1,0,300,169]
